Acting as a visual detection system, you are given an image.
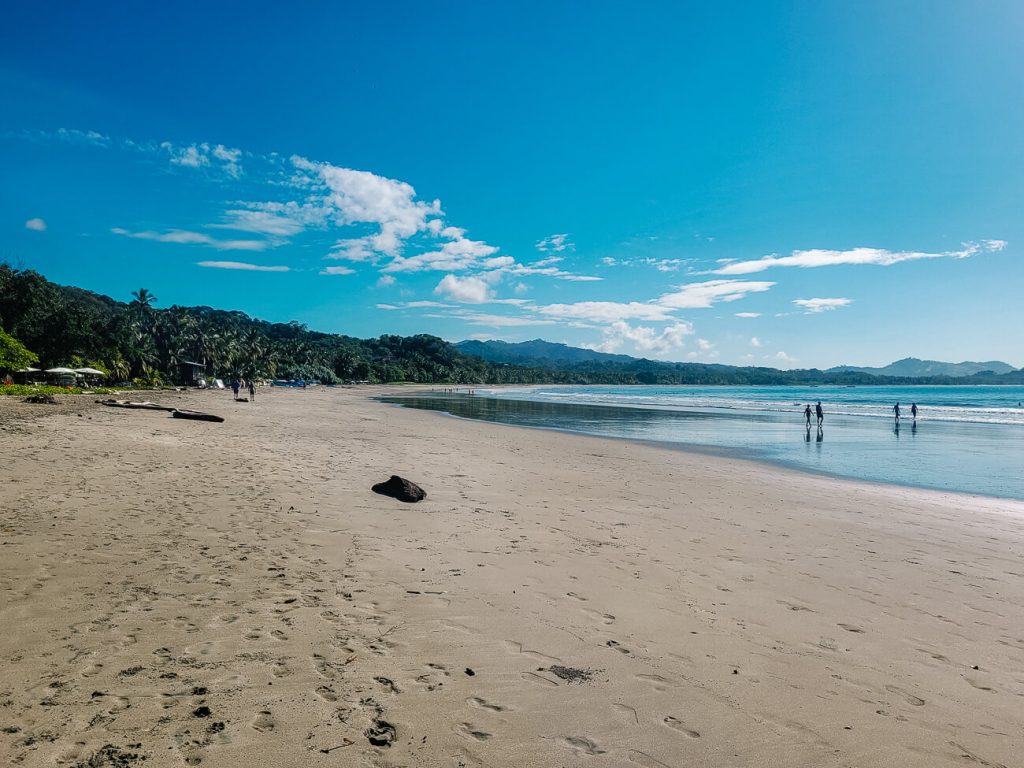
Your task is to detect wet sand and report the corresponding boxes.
[1,387,1022,767]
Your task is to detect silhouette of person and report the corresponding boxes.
[815,401,824,427]
[911,402,918,421]
[893,402,901,423]
[804,426,811,443]
[816,425,824,443]
[804,404,812,428]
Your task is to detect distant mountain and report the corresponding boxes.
[828,357,1016,378]
[455,338,638,367]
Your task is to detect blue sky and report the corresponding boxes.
[2,1,1021,368]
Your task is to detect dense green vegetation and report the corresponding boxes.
[1,265,1021,386]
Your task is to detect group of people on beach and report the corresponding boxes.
[803,401,919,429]
[231,378,256,401]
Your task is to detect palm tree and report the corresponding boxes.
[130,288,157,316]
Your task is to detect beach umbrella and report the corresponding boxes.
[45,367,79,374]
[74,367,107,376]
[16,367,40,373]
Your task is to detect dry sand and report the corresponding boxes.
[1,386,1022,767]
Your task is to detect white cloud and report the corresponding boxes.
[291,155,441,257]
[750,336,762,347]
[536,233,573,252]
[592,320,695,357]
[376,275,396,288]
[434,274,495,304]
[793,297,852,313]
[320,265,355,275]
[537,301,676,323]
[111,227,270,251]
[197,261,289,272]
[773,351,798,368]
[440,310,557,328]
[328,237,379,262]
[735,312,761,318]
[385,232,499,272]
[216,209,305,236]
[696,338,714,351]
[712,241,1007,275]
[25,218,47,231]
[161,141,242,177]
[500,259,602,281]
[657,279,775,309]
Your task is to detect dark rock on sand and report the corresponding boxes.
[372,475,426,503]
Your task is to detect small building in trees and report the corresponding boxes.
[179,360,206,386]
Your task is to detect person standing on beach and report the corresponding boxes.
[231,379,240,400]
[804,404,812,428]
[248,380,256,402]
[893,402,901,423]
[911,402,918,421]
[815,401,824,427]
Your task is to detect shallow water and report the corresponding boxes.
[381,385,1024,500]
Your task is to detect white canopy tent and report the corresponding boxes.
[74,367,107,376]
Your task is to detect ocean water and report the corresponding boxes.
[381,385,1024,500]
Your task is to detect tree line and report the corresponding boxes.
[2,265,1020,386]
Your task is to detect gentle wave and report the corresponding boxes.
[475,386,1024,426]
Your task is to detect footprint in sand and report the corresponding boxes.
[663,715,700,738]
[467,696,508,712]
[521,671,559,687]
[374,676,401,694]
[964,678,995,692]
[628,750,672,767]
[251,710,275,732]
[107,696,130,713]
[636,674,678,691]
[582,608,616,625]
[885,685,925,706]
[611,703,640,726]
[837,623,865,634]
[503,640,562,664]
[454,722,492,742]
[81,662,104,677]
[560,736,606,756]
[606,639,630,654]
[315,685,338,702]
[270,629,288,641]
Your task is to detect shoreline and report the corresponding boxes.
[378,391,1024,504]
[2,387,1023,767]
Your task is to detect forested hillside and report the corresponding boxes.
[2,266,1021,386]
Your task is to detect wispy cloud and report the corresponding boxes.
[793,297,852,313]
[161,141,242,177]
[25,217,47,231]
[735,312,761,318]
[197,261,289,272]
[537,301,675,323]
[657,279,775,309]
[111,227,270,251]
[536,233,573,252]
[214,209,306,237]
[320,265,355,275]
[713,241,1007,275]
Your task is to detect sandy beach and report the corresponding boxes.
[1,386,1022,768]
